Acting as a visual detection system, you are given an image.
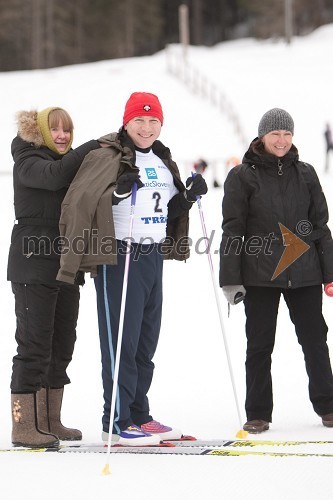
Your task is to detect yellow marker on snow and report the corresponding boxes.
[102,463,111,475]
[236,429,248,439]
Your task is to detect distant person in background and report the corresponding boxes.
[220,108,333,434]
[193,157,220,188]
[8,107,101,448]
[224,156,240,180]
[55,92,208,446]
[193,158,208,175]
[324,123,333,173]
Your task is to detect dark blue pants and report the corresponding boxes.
[94,242,163,434]
[244,285,333,421]
[11,282,80,392]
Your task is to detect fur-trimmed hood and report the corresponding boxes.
[16,110,44,147]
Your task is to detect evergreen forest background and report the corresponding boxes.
[0,0,332,71]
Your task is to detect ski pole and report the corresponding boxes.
[102,183,138,475]
[191,174,247,439]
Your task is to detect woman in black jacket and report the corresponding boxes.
[219,108,333,434]
[8,107,101,447]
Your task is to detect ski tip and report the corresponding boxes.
[236,429,248,439]
[179,435,197,441]
[102,463,111,476]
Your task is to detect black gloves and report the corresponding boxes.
[116,172,144,195]
[168,173,208,219]
[184,174,208,202]
[113,172,144,204]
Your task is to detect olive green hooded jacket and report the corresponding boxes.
[56,132,190,284]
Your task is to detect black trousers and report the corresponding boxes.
[11,282,80,393]
[244,285,333,421]
[94,242,163,434]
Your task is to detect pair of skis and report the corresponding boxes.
[3,438,333,458]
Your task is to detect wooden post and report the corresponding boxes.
[179,4,189,64]
[31,0,43,69]
[285,0,293,45]
[45,0,55,68]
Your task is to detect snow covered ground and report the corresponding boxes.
[0,24,333,500]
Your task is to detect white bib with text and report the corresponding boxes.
[112,150,179,243]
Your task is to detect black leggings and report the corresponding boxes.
[11,282,80,392]
[244,285,333,421]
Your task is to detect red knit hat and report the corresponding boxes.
[123,92,164,125]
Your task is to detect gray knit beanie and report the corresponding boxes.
[258,108,294,137]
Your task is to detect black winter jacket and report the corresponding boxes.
[219,141,333,289]
[7,135,100,284]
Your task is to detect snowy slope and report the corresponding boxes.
[0,24,333,500]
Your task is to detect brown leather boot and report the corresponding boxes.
[11,393,59,448]
[321,413,333,427]
[37,387,82,441]
[243,419,270,433]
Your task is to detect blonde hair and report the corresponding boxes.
[48,108,74,132]
[37,107,74,154]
